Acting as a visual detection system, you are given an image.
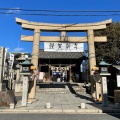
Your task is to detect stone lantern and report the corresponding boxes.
[99,59,111,107]
[19,58,33,106]
[19,58,32,75]
[99,59,111,76]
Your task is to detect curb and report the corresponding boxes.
[0,108,102,113]
[1,109,29,113]
[1,108,120,113]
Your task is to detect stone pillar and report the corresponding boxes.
[96,81,100,100]
[101,76,108,107]
[28,29,40,99]
[22,76,29,106]
[87,29,96,99]
[16,68,20,81]
[9,71,14,90]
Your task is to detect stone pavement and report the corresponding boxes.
[0,83,120,113]
[13,92,103,113]
[0,83,120,114]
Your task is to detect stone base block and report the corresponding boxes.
[0,90,17,107]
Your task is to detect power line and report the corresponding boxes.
[1,7,120,12]
[1,7,120,16]
[0,12,120,16]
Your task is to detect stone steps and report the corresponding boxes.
[36,85,70,93]
[72,83,86,93]
[36,88,70,93]
[36,83,86,94]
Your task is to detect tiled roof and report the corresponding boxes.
[39,50,84,59]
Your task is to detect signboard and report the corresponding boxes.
[22,76,29,106]
[102,77,108,93]
[117,74,120,87]
[9,53,14,69]
[102,76,108,107]
[39,72,44,80]
[44,42,84,52]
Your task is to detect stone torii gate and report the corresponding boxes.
[16,18,112,100]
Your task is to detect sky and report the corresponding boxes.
[0,0,120,54]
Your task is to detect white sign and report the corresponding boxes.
[117,74,120,87]
[22,76,29,106]
[102,76,108,107]
[44,42,84,52]
[9,53,14,69]
[39,72,44,79]
[102,77,107,94]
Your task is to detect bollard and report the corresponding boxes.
[81,103,86,109]
[10,103,15,109]
[46,102,51,109]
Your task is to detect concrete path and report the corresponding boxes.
[10,92,103,113]
[15,93,102,113]
[0,86,120,113]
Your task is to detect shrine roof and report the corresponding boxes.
[39,50,85,59]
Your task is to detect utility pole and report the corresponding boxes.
[0,47,5,91]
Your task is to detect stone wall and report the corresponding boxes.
[0,90,17,107]
[114,90,120,103]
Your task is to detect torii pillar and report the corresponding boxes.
[28,29,40,99]
[87,29,97,99]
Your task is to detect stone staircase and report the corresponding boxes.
[72,83,86,94]
[36,83,70,93]
[36,82,86,94]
